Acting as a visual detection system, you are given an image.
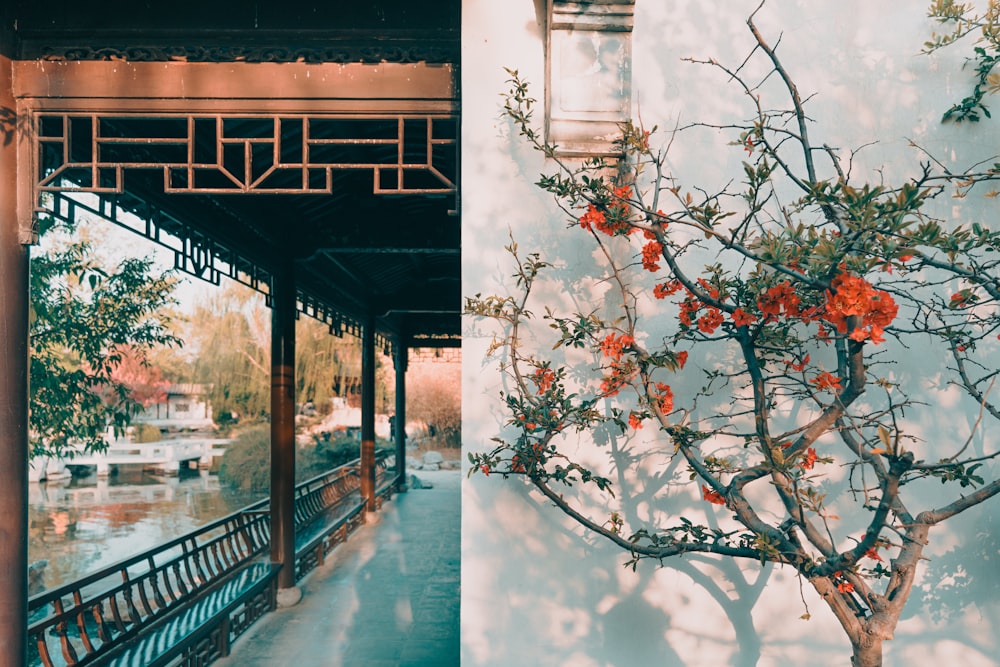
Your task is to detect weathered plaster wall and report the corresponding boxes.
[462,2,999,665]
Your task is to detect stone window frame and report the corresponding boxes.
[546,1,636,157]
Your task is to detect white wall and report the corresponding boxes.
[462,2,1000,665]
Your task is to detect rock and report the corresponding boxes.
[422,450,444,465]
[409,474,433,490]
[28,560,47,597]
[276,585,303,608]
[422,463,440,471]
[406,456,423,470]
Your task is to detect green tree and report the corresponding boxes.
[189,286,271,421]
[926,0,1000,122]
[468,12,1000,667]
[30,217,180,458]
[296,316,364,411]
[189,283,372,422]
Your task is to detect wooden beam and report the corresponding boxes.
[12,61,455,104]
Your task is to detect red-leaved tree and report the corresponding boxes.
[467,9,1000,667]
[105,344,170,408]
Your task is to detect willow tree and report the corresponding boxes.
[189,287,271,421]
[467,9,1000,667]
[190,283,370,422]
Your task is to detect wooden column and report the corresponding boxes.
[269,261,297,591]
[360,316,377,512]
[393,342,408,492]
[0,23,30,665]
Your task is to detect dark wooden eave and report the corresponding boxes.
[10,1,461,349]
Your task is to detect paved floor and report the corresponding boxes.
[214,469,460,667]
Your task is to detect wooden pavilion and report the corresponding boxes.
[0,2,460,662]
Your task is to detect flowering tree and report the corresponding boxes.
[466,9,1000,667]
[107,345,171,408]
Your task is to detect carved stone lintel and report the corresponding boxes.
[550,1,637,32]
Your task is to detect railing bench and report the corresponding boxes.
[29,455,399,666]
[29,509,274,666]
[104,561,281,667]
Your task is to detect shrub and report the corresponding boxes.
[219,427,393,492]
[132,423,163,443]
[218,426,271,491]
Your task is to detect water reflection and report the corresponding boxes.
[28,467,266,592]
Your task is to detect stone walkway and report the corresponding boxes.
[213,469,460,667]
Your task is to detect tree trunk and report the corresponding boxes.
[851,638,883,667]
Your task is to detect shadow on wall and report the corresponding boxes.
[462,2,999,665]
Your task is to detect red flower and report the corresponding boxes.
[653,382,674,414]
[702,485,726,505]
[799,447,817,470]
[785,354,810,372]
[654,280,682,300]
[533,367,556,393]
[628,412,643,430]
[580,199,632,236]
[599,333,634,359]
[579,204,605,232]
[731,308,757,328]
[676,350,689,370]
[810,372,842,393]
[823,273,898,343]
[480,464,491,476]
[697,308,724,334]
[757,281,801,321]
[833,571,854,593]
[678,296,701,326]
[600,376,624,397]
[641,241,663,272]
[696,277,721,300]
[864,546,883,562]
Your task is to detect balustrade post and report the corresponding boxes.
[270,260,300,601]
[360,316,377,512]
[0,15,30,665]
[393,341,408,492]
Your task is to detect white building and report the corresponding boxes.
[136,383,214,431]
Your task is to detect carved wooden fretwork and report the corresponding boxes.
[34,112,457,196]
[30,42,458,64]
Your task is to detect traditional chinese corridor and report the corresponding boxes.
[213,469,460,667]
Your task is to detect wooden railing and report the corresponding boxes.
[28,454,398,667]
[293,454,394,581]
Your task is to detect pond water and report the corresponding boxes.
[28,467,266,593]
